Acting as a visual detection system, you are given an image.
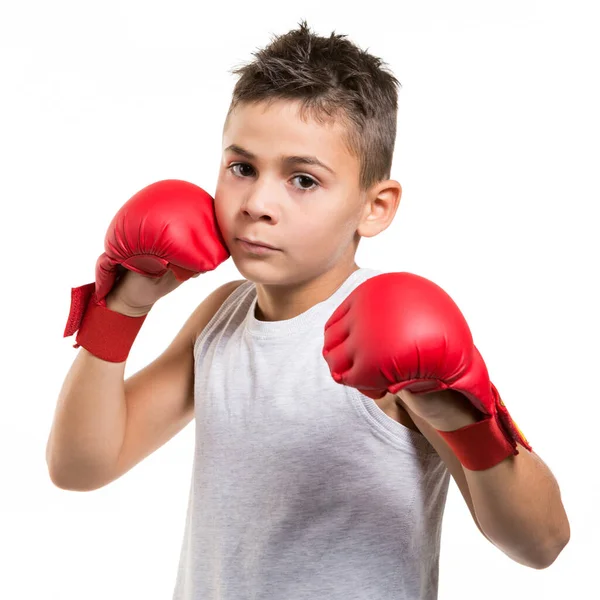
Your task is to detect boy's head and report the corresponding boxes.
[215,21,402,287]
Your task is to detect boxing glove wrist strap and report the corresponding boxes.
[436,415,520,471]
[64,282,147,363]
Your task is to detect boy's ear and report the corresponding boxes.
[357,180,402,238]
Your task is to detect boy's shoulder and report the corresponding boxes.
[191,279,247,345]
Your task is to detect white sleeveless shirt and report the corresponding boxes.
[173,267,450,599]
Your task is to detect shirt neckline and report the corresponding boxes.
[245,268,375,339]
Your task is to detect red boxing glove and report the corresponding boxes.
[94,179,229,300]
[322,272,532,470]
[64,179,230,361]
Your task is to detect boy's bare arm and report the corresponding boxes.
[46,280,245,491]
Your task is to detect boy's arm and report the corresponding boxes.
[46,279,245,491]
[398,392,570,570]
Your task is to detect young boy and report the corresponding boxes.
[47,21,569,600]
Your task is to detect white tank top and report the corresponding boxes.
[173,267,450,600]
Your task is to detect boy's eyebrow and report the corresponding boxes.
[224,144,335,175]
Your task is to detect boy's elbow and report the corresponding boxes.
[531,532,570,570]
[46,458,112,492]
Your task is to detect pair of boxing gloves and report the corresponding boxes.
[64,179,531,470]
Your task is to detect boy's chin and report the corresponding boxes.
[233,259,284,284]
[234,259,313,287]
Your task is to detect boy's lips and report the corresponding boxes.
[236,237,280,250]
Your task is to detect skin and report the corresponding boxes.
[214,98,402,323]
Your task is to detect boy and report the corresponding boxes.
[47,21,569,600]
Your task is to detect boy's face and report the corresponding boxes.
[215,99,369,286]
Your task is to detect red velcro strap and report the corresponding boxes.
[64,282,147,363]
[492,383,532,453]
[437,415,518,471]
[64,283,96,338]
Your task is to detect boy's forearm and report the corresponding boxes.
[463,443,569,569]
[46,347,128,491]
[425,394,570,568]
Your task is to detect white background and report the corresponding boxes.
[1,1,598,598]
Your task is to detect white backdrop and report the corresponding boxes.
[1,1,598,598]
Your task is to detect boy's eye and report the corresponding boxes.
[229,163,255,177]
[293,175,318,190]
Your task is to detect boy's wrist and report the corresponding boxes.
[426,400,484,432]
[105,293,153,318]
